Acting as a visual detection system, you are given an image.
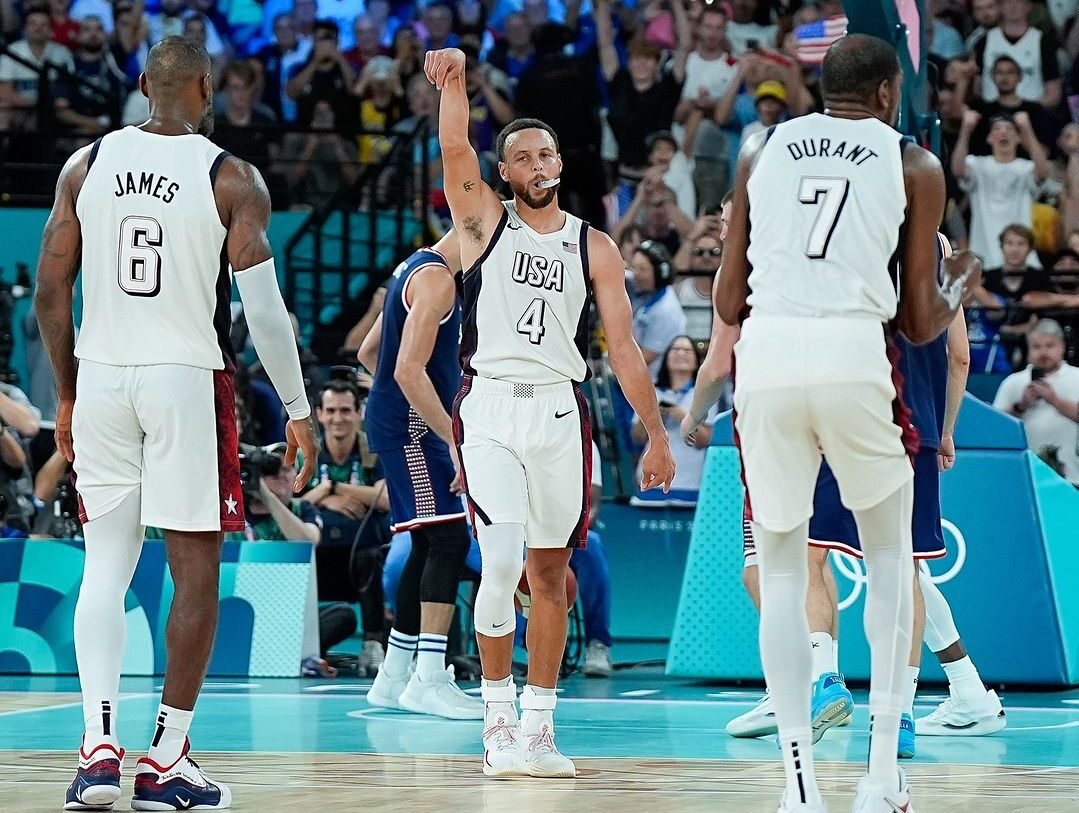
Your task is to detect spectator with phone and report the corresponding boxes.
[285,19,357,129]
[724,0,778,57]
[630,335,720,506]
[993,319,1079,485]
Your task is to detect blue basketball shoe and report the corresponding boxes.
[131,739,232,810]
[65,741,124,810]
[810,672,854,743]
[898,713,916,759]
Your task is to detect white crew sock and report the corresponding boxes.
[943,656,987,702]
[833,639,840,675]
[383,629,417,676]
[416,633,448,681]
[147,704,194,768]
[810,632,834,681]
[903,666,920,716]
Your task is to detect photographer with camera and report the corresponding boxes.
[240,443,321,544]
[301,376,391,675]
[32,448,81,539]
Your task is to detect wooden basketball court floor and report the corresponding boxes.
[1,672,1077,812]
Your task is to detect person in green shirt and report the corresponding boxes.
[300,378,391,675]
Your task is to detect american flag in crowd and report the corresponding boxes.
[562,241,577,254]
[794,15,848,66]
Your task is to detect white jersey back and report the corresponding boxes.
[745,113,906,321]
[460,200,591,384]
[74,126,231,370]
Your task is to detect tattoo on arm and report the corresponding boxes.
[40,217,76,264]
[226,161,273,271]
[463,180,474,192]
[462,215,484,244]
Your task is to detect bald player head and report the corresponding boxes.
[821,34,902,126]
[138,36,214,136]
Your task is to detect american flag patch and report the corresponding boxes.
[562,241,577,254]
[794,15,848,66]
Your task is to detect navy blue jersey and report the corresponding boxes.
[896,233,950,450]
[365,248,462,452]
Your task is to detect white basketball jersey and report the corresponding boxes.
[74,126,231,370]
[745,113,906,321]
[460,201,591,384]
[980,27,1045,103]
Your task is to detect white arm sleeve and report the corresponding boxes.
[234,258,311,420]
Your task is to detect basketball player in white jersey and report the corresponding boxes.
[715,35,980,813]
[425,47,676,778]
[35,38,318,811]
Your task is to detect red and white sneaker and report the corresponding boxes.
[131,739,232,810]
[482,706,527,777]
[65,740,124,810]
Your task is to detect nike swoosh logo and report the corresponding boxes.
[176,795,192,809]
[492,619,510,629]
[554,410,572,419]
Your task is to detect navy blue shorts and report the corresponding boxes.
[809,448,945,560]
[378,431,466,534]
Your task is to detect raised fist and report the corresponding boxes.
[424,48,466,90]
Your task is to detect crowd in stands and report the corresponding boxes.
[2,0,1079,668]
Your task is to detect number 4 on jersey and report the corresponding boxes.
[798,177,849,260]
[516,298,547,345]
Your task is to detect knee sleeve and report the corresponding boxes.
[474,522,525,637]
[920,566,960,653]
[419,518,471,606]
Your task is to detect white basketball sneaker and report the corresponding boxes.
[852,768,914,813]
[482,679,527,778]
[521,709,576,778]
[916,690,1006,737]
[367,663,412,710]
[726,692,778,738]
[520,686,575,778]
[398,666,484,720]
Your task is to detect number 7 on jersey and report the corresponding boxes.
[798,176,849,260]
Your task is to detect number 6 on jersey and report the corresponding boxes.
[118,215,163,297]
[798,176,849,260]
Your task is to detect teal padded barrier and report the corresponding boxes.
[669,394,1079,686]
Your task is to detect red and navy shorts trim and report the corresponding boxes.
[213,370,245,533]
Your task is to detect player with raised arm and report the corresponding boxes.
[425,47,675,778]
[35,37,318,812]
[714,34,979,813]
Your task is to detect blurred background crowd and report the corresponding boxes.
[1,0,1078,673]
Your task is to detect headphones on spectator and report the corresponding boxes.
[638,239,674,288]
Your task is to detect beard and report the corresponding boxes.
[509,178,557,210]
[198,104,214,137]
[80,41,105,55]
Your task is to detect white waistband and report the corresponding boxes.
[464,375,577,398]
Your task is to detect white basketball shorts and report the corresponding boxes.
[733,314,914,533]
[452,375,592,549]
[72,359,245,533]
